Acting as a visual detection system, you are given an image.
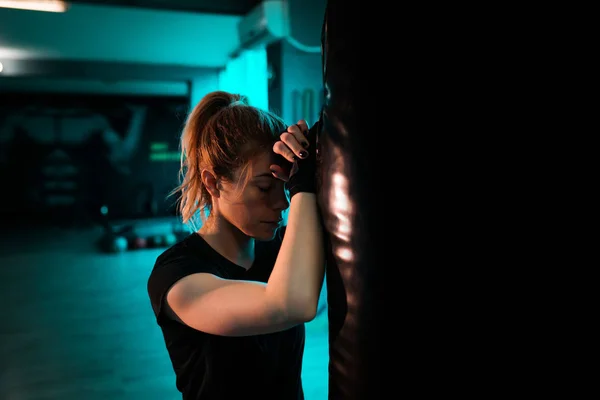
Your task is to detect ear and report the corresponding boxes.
[201,169,220,198]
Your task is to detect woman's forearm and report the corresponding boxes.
[267,192,325,321]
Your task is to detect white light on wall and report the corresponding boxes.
[0,0,68,13]
[0,46,57,58]
[0,62,3,73]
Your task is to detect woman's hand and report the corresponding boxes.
[270,120,310,181]
[270,119,319,199]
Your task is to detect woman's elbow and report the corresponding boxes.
[288,297,319,323]
[268,290,319,324]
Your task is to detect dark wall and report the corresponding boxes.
[0,93,189,227]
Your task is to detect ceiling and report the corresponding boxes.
[67,0,263,15]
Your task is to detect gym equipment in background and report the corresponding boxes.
[97,216,190,253]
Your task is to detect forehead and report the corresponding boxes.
[248,151,275,173]
[230,150,274,183]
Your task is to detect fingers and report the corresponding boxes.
[269,163,299,181]
[269,164,288,181]
[292,120,310,148]
[276,120,311,161]
[273,141,296,163]
[294,120,309,137]
[272,119,312,163]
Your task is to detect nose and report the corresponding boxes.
[272,186,290,212]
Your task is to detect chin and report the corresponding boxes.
[249,226,279,241]
[253,231,277,241]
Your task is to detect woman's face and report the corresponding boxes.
[216,151,289,241]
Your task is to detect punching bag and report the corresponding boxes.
[317,1,381,399]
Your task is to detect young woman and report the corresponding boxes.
[147,91,325,399]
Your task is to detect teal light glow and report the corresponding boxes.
[219,48,269,111]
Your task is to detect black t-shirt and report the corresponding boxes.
[147,227,305,400]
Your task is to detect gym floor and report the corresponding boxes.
[0,226,329,400]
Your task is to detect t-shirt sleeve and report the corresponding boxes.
[147,253,215,321]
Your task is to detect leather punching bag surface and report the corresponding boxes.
[317,1,381,399]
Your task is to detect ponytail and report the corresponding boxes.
[173,91,246,229]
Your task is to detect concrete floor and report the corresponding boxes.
[0,226,328,400]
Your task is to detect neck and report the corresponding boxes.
[197,216,255,270]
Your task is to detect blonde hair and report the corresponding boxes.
[172,91,286,230]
